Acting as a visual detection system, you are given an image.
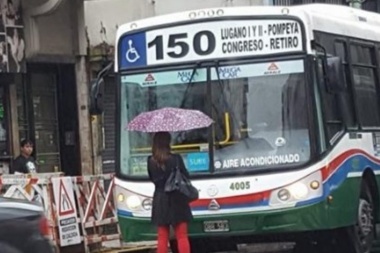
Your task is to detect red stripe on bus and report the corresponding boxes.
[321,149,380,181]
[190,190,271,207]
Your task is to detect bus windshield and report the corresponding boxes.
[120,59,310,176]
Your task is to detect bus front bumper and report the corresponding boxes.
[118,195,356,242]
[117,167,362,243]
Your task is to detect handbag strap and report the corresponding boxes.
[174,155,180,171]
[174,155,190,180]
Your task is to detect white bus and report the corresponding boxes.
[90,3,380,253]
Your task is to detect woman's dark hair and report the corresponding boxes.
[152,132,171,168]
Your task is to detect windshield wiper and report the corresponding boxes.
[212,61,242,140]
[212,61,251,151]
[180,62,201,108]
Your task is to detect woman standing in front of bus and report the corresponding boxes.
[147,131,192,253]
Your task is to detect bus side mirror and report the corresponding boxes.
[89,78,105,115]
[326,57,345,93]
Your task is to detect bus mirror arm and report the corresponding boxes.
[96,61,114,79]
[89,62,114,115]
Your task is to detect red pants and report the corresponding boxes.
[157,222,190,253]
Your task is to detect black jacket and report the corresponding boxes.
[12,155,37,174]
[147,154,193,226]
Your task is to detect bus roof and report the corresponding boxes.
[115,4,380,70]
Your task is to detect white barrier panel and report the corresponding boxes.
[0,173,63,252]
[52,177,81,247]
[0,173,123,253]
[72,174,121,253]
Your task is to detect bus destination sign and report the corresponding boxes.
[119,19,303,69]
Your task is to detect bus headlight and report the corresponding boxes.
[269,170,323,207]
[126,195,142,210]
[288,182,309,200]
[114,183,154,214]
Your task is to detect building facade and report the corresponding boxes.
[0,0,92,176]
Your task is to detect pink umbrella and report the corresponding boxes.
[126,107,213,132]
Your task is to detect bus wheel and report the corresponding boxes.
[294,182,375,253]
[339,182,375,253]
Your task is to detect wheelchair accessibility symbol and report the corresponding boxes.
[125,39,140,63]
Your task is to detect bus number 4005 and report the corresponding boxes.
[230,181,251,191]
[148,31,216,60]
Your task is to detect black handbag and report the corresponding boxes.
[164,158,199,202]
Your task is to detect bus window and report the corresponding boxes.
[211,60,310,171]
[350,44,380,128]
[120,68,209,176]
[350,44,374,65]
[352,67,380,127]
[334,41,349,89]
[316,60,344,143]
[334,41,346,61]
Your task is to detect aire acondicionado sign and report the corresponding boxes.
[119,19,303,69]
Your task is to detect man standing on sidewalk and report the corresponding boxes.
[12,139,37,174]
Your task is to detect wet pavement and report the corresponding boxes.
[113,239,380,253]
[205,241,380,253]
[235,243,294,253]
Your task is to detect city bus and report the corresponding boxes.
[90,3,380,253]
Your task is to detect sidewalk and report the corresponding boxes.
[100,240,156,253]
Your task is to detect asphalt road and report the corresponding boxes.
[120,240,380,253]
[209,241,380,253]
[234,243,294,253]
